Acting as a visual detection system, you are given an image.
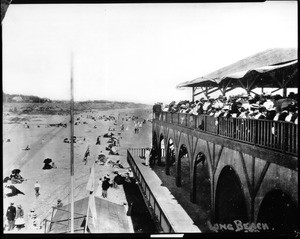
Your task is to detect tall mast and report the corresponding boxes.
[70,53,75,233]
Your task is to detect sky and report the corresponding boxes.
[2,2,298,105]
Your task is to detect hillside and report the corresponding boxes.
[3,101,151,115]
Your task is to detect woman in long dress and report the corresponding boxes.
[15,205,25,230]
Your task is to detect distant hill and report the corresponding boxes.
[3,92,151,115]
[3,92,52,103]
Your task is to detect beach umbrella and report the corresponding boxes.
[12,169,21,174]
[98,154,106,161]
[43,158,52,164]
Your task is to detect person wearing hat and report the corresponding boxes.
[222,105,231,118]
[254,106,267,120]
[15,204,25,230]
[230,99,241,117]
[34,180,40,197]
[249,104,260,118]
[202,98,211,114]
[113,171,124,188]
[290,107,298,123]
[263,94,274,110]
[6,202,16,231]
[162,104,169,112]
[28,208,36,230]
[265,107,277,120]
[101,176,112,198]
[29,213,40,230]
[278,106,289,121]
[238,107,249,119]
[179,104,187,113]
[57,199,63,208]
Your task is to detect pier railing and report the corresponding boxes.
[157,112,298,156]
[127,148,174,233]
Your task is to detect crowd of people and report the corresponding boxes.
[82,115,147,200]
[154,92,298,124]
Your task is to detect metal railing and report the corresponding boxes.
[156,112,298,156]
[127,148,174,233]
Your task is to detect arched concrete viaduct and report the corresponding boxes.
[152,119,298,231]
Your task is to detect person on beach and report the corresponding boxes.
[56,199,63,208]
[29,213,40,230]
[28,209,36,230]
[34,181,40,197]
[51,162,57,169]
[15,204,25,230]
[83,146,90,165]
[28,209,35,220]
[96,136,101,145]
[101,176,112,198]
[6,202,16,231]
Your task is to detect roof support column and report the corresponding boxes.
[192,87,195,102]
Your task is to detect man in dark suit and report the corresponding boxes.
[6,202,16,231]
[278,107,289,121]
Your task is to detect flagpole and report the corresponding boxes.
[70,53,75,233]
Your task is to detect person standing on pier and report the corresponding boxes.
[145,148,150,166]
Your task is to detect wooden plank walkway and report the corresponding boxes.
[129,154,201,233]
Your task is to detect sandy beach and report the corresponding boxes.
[3,106,152,233]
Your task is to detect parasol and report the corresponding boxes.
[12,169,21,174]
[98,154,106,161]
[43,158,52,164]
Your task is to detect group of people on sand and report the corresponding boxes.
[3,173,43,232]
[3,155,60,232]
[4,170,26,197]
[81,116,140,199]
[5,203,41,232]
[134,120,144,134]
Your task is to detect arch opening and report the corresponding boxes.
[178,144,190,188]
[193,152,211,229]
[158,135,165,166]
[194,152,211,205]
[215,166,248,224]
[257,190,298,233]
[166,138,175,176]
